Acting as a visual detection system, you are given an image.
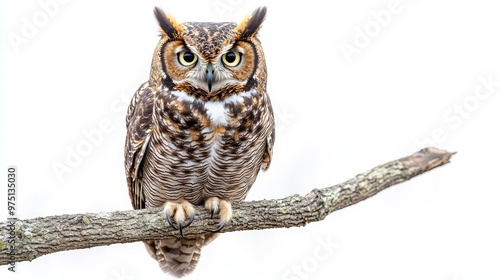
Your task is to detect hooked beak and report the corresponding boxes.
[206,63,214,92]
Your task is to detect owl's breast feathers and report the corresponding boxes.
[125,83,274,208]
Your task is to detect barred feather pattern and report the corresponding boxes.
[125,83,274,277]
[141,88,272,206]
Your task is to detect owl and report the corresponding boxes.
[124,6,274,277]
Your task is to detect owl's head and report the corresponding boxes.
[149,7,267,101]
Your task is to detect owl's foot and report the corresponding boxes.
[204,197,232,232]
[163,200,195,237]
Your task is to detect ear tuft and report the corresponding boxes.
[154,7,182,40]
[235,6,267,40]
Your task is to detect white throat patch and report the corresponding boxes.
[170,89,255,126]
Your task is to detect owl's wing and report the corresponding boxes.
[261,92,275,171]
[125,82,155,209]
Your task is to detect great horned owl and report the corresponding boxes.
[124,7,274,277]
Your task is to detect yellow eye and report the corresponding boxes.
[222,51,241,67]
[177,51,198,66]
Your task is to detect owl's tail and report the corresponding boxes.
[144,234,219,277]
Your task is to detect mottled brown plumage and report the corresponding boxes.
[124,7,274,277]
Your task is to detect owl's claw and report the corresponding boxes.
[185,211,195,228]
[209,203,217,219]
[178,221,184,237]
[164,210,178,230]
[208,221,226,233]
[204,197,232,232]
[163,200,195,236]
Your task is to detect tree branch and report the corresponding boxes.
[0,147,455,266]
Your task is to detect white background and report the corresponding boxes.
[1,0,499,279]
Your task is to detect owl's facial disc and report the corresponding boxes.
[163,41,255,98]
[178,47,245,94]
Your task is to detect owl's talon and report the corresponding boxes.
[209,222,226,233]
[210,206,216,219]
[185,211,195,228]
[165,210,178,230]
[163,200,195,235]
[178,221,184,237]
[204,197,232,232]
[179,211,195,237]
[205,198,219,219]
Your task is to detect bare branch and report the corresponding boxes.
[0,147,455,266]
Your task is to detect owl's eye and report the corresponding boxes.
[178,51,198,66]
[222,51,241,67]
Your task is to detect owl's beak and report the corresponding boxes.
[206,63,214,92]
